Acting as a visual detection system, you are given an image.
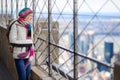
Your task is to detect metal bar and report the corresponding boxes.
[35,40,44,51]
[32,0,35,31]
[34,0,48,32]
[46,61,73,80]
[48,0,52,76]
[37,45,48,60]
[25,0,27,7]
[16,0,18,18]
[11,0,13,18]
[1,0,3,18]
[73,0,78,79]
[32,0,36,65]
[5,0,8,24]
[37,37,114,69]
[5,0,7,14]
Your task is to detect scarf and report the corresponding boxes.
[18,17,32,39]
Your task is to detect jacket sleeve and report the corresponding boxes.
[9,23,33,47]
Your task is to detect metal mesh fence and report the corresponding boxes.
[0,0,120,80]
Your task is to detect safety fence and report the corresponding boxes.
[0,0,120,80]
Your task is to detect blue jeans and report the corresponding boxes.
[15,59,31,80]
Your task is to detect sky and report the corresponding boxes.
[0,0,120,15]
[52,0,120,13]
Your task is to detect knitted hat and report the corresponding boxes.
[18,7,33,18]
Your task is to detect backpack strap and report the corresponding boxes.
[8,20,18,34]
[6,20,18,43]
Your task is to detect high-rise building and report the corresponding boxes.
[104,42,114,63]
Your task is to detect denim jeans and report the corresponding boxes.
[15,59,31,80]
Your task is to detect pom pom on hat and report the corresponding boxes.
[18,7,33,18]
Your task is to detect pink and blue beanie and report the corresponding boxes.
[18,7,33,18]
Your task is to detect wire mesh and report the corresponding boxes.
[34,0,119,79]
[0,0,120,80]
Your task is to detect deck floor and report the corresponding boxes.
[0,62,13,80]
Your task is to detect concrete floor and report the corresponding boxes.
[0,62,13,80]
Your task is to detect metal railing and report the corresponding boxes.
[35,37,114,79]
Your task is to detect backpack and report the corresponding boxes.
[6,20,18,53]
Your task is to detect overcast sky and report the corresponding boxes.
[52,0,120,13]
[0,0,120,14]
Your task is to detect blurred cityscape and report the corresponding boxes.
[0,12,120,79]
[55,14,120,80]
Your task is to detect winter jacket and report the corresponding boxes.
[9,21,33,59]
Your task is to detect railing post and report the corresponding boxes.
[11,0,13,18]
[25,0,28,7]
[32,0,35,31]
[48,0,52,76]
[114,61,120,80]
[32,0,36,66]
[1,0,3,18]
[73,0,78,79]
[5,0,7,15]
[5,0,8,24]
[16,0,18,18]
[1,0,3,14]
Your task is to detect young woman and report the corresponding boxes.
[9,7,34,80]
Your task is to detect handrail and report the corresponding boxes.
[35,37,114,69]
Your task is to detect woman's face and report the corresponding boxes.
[24,13,33,24]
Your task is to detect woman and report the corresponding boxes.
[9,7,34,80]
